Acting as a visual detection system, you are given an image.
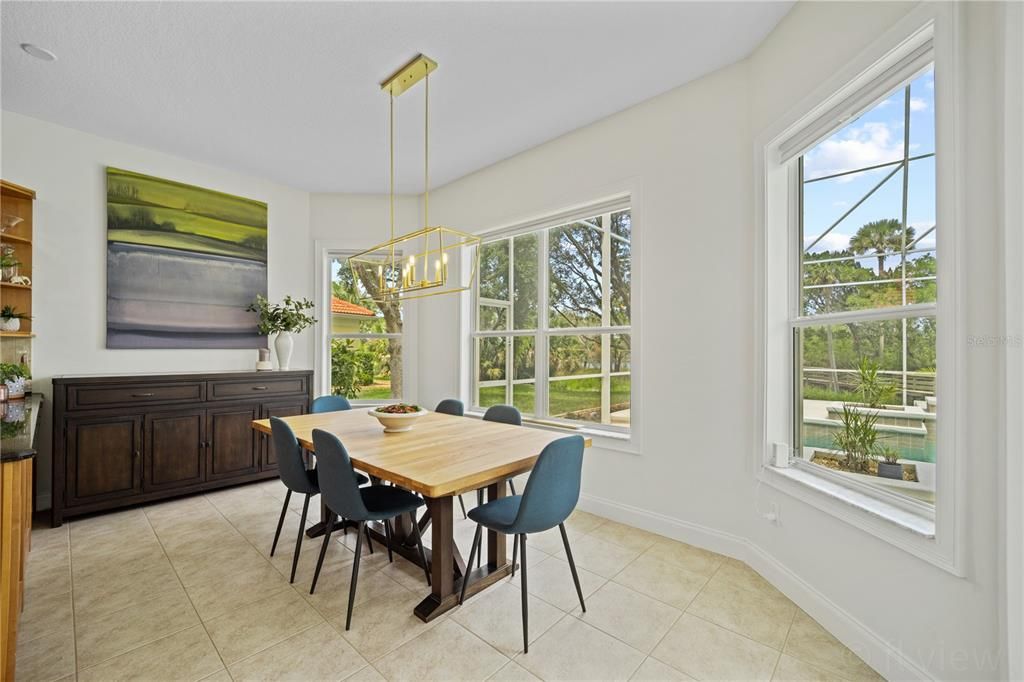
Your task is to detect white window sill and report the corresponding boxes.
[761,464,935,538]
[465,410,639,455]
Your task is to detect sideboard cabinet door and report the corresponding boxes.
[65,416,142,506]
[206,404,260,480]
[144,409,207,492]
[259,400,308,472]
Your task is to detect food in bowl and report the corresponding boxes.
[369,404,427,432]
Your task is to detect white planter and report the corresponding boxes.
[275,331,293,370]
[0,317,20,332]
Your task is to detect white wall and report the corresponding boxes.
[401,2,1009,679]
[1,112,314,507]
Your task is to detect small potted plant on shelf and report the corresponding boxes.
[0,251,21,281]
[0,362,30,400]
[876,445,904,480]
[246,295,317,371]
[1,305,30,332]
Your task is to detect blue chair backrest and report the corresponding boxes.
[311,428,370,520]
[311,395,352,413]
[483,404,521,426]
[270,417,317,495]
[435,398,464,416]
[514,435,585,533]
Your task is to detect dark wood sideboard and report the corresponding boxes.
[50,370,312,526]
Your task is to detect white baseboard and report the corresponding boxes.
[578,492,933,681]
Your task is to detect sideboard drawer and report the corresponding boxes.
[207,376,307,401]
[68,382,205,410]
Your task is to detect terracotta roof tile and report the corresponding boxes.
[331,297,375,317]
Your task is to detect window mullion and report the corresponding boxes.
[601,213,612,425]
[537,228,550,419]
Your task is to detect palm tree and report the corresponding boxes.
[849,219,915,276]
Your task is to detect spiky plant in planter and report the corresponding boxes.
[854,357,897,409]
[876,445,903,480]
[831,405,880,474]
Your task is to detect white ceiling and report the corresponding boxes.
[1,1,792,193]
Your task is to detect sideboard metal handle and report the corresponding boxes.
[252,386,268,391]
[132,392,155,397]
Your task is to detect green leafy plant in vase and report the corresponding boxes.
[0,362,30,400]
[246,295,317,370]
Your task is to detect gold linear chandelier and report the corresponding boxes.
[349,54,480,303]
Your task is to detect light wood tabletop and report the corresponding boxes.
[251,408,591,499]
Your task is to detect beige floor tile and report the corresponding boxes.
[146,497,222,530]
[17,588,73,645]
[29,524,70,553]
[452,582,564,656]
[372,619,509,681]
[378,554,433,593]
[15,627,76,682]
[26,542,71,574]
[651,614,779,682]
[772,653,846,681]
[226,506,304,546]
[514,614,645,681]
[204,586,324,664]
[70,509,151,543]
[302,564,408,620]
[715,558,788,600]
[595,520,663,554]
[641,540,724,579]
[549,532,641,579]
[566,510,609,535]
[687,573,796,649]
[273,531,358,584]
[572,581,682,654]
[169,540,271,588]
[185,559,290,621]
[75,585,200,669]
[71,538,167,581]
[77,624,223,682]
[158,516,246,557]
[612,554,708,610]
[488,660,541,681]
[345,664,387,681]
[337,588,443,661]
[523,525,572,555]
[199,670,235,682]
[229,621,367,681]
[510,554,606,612]
[631,656,695,681]
[783,611,882,681]
[24,555,72,593]
[73,559,181,619]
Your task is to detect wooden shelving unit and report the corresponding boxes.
[1,180,35,369]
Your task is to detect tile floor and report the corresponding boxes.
[16,481,882,681]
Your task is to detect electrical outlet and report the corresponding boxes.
[763,502,780,525]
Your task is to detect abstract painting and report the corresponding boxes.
[106,167,267,348]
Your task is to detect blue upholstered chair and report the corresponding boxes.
[483,404,522,496]
[309,428,430,630]
[311,395,352,413]
[269,417,323,583]
[459,434,587,653]
[434,399,471,518]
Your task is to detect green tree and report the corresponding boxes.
[849,219,914,277]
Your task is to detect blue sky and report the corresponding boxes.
[802,69,935,273]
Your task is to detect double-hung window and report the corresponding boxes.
[324,252,405,403]
[472,202,632,433]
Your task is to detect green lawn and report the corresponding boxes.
[479,376,630,421]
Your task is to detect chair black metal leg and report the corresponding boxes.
[511,533,518,578]
[290,493,310,584]
[409,511,431,586]
[508,479,517,496]
[458,494,468,519]
[476,527,483,569]
[309,512,335,594]
[345,521,365,631]
[383,519,395,563]
[459,524,482,605]
[364,523,374,554]
[270,489,291,557]
[520,534,529,653]
[559,522,586,613]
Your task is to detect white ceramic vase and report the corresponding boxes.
[0,317,20,332]
[275,331,293,370]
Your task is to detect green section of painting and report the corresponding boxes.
[106,167,267,262]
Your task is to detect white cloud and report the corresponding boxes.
[804,230,851,253]
[832,200,850,208]
[803,121,904,182]
[909,97,928,112]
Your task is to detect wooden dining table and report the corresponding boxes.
[251,408,591,621]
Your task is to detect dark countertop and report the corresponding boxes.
[52,368,312,384]
[1,393,43,462]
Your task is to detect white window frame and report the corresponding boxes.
[314,241,418,405]
[753,5,966,575]
[468,195,637,441]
